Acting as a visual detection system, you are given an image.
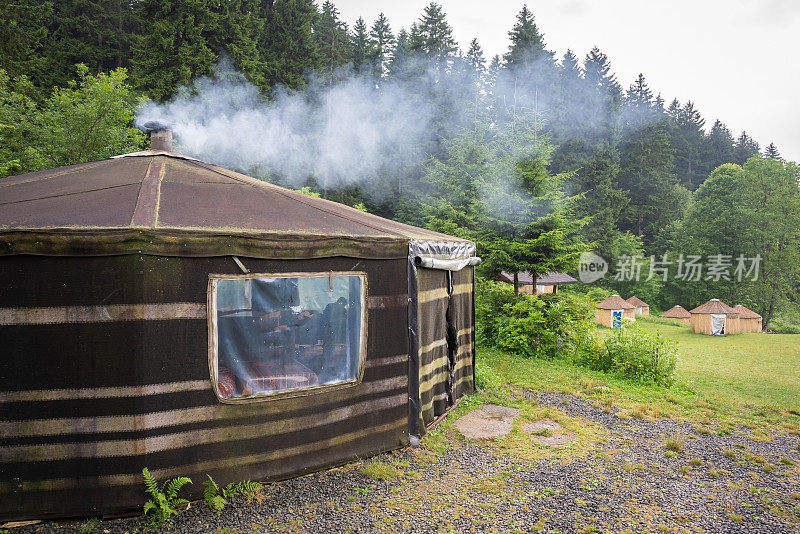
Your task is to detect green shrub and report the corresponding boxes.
[592,323,678,385]
[474,357,502,390]
[476,279,596,360]
[769,317,800,334]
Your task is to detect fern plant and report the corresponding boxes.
[202,475,227,515]
[203,475,265,514]
[142,467,192,526]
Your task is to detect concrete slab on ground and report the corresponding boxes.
[452,404,521,440]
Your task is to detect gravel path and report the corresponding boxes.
[10,390,800,533]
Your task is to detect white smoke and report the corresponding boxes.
[136,58,437,193]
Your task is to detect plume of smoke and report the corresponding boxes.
[137,57,442,195]
[137,53,663,204]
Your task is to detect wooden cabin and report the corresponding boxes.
[625,296,650,316]
[733,305,763,333]
[595,295,636,328]
[689,299,740,335]
[498,271,578,295]
[661,305,691,324]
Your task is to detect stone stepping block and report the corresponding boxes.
[522,418,563,434]
[452,404,521,440]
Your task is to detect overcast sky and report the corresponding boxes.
[334,0,800,163]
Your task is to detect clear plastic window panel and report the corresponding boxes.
[214,274,365,399]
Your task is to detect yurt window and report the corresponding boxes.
[208,272,367,401]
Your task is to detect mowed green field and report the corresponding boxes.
[638,318,800,413]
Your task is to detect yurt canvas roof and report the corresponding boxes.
[625,296,649,308]
[689,299,739,315]
[661,305,691,319]
[733,305,762,319]
[596,295,636,310]
[0,151,469,259]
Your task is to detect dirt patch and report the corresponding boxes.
[529,433,575,447]
[452,404,521,440]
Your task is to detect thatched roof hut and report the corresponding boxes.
[594,295,636,328]
[0,129,480,520]
[689,299,740,335]
[733,305,763,333]
[625,296,650,315]
[661,305,691,324]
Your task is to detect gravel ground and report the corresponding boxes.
[9,390,800,534]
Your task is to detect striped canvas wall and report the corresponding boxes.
[0,255,409,520]
[415,266,475,430]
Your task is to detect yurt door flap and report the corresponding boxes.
[611,310,623,328]
[711,314,726,335]
[408,241,480,440]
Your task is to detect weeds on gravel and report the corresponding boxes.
[664,437,684,451]
[689,458,702,466]
[723,449,737,458]
[361,460,402,481]
[78,517,98,533]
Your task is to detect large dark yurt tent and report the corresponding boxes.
[0,130,479,520]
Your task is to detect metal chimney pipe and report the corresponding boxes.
[142,120,173,152]
[150,128,173,152]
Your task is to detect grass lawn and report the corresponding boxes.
[637,317,800,414]
[480,318,800,431]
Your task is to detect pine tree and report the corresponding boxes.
[764,142,781,160]
[36,0,140,91]
[314,0,351,82]
[367,12,394,79]
[465,38,486,76]
[670,100,707,188]
[705,119,735,169]
[211,0,268,91]
[733,131,760,165]
[624,74,655,125]
[583,47,621,145]
[131,0,218,101]
[350,17,371,75]
[0,0,52,81]
[503,5,553,70]
[387,28,411,79]
[408,2,457,61]
[257,0,320,90]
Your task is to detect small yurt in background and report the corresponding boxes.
[689,299,740,335]
[595,295,636,328]
[661,305,691,324]
[625,296,650,315]
[733,305,763,333]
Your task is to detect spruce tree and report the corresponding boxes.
[314,0,351,82]
[257,0,320,90]
[764,142,781,160]
[212,0,268,91]
[503,5,553,70]
[36,0,140,91]
[583,47,621,145]
[368,13,394,79]
[705,119,735,169]
[733,131,760,165]
[0,0,52,81]
[387,28,411,79]
[408,2,458,61]
[350,17,371,75]
[131,0,218,101]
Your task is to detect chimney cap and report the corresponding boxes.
[141,119,173,133]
